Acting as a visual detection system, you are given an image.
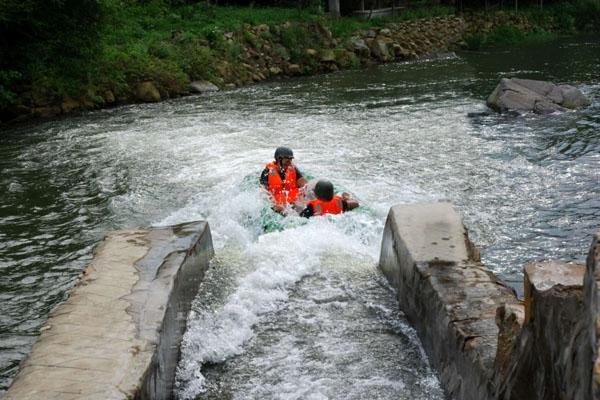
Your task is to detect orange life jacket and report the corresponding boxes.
[266,161,299,205]
[307,195,344,216]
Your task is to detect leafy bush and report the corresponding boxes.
[0,70,20,108]
[573,0,600,31]
[464,33,486,50]
[147,58,189,94]
[486,25,527,45]
[179,43,216,81]
[334,48,359,69]
[465,23,556,49]
[0,0,104,70]
[553,11,577,33]
[148,40,179,60]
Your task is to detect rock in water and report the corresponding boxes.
[189,81,220,94]
[487,78,590,114]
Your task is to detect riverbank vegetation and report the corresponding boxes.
[0,0,598,122]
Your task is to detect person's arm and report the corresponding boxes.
[299,204,314,218]
[295,167,308,188]
[342,193,359,211]
[297,177,308,188]
[272,203,286,214]
[260,168,270,188]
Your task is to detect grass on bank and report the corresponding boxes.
[1,0,599,114]
[464,0,600,48]
[3,1,457,110]
[7,2,325,109]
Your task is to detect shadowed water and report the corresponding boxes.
[1,36,598,397]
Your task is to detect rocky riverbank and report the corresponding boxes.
[0,12,577,123]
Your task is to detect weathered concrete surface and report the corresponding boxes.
[487,78,591,114]
[4,221,214,400]
[494,261,586,400]
[494,303,524,378]
[379,202,518,400]
[379,201,600,400]
[585,233,600,399]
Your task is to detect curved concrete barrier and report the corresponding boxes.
[4,221,214,400]
[379,202,599,400]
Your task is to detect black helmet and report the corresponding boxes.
[274,146,294,160]
[314,180,334,201]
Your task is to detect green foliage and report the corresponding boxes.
[329,19,377,38]
[0,0,598,118]
[0,70,21,108]
[465,24,554,49]
[85,3,320,98]
[243,30,261,48]
[487,25,527,44]
[279,24,310,59]
[334,48,360,69]
[464,1,598,50]
[572,0,600,31]
[464,33,486,49]
[273,44,291,61]
[0,0,104,69]
[147,58,190,94]
[223,41,245,62]
[178,43,216,81]
[148,40,180,60]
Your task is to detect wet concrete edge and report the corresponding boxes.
[3,221,214,400]
[379,202,599,400]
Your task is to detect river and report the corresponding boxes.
[0,36,598,398]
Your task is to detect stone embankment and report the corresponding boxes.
[379,202,600,400]
[4,221,214,400]
[8,12,543,122]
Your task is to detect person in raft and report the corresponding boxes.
[260,146,308,213]
[300,180,359,218]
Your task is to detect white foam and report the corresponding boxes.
[175,188,383,398]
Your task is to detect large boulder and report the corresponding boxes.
[61,97,80,113]
[487,78,590,114]
[135,81,161,102]
[348,37,370,57]
[368,39,391,62]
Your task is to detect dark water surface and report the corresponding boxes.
[1,36,599,397]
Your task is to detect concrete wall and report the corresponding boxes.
[4,221,214,400]
[379,202,600,400]
[585,233,600,399]
[379,202,519,399]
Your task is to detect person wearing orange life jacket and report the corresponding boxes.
[260,147,308,213]
[300,180,359,218]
